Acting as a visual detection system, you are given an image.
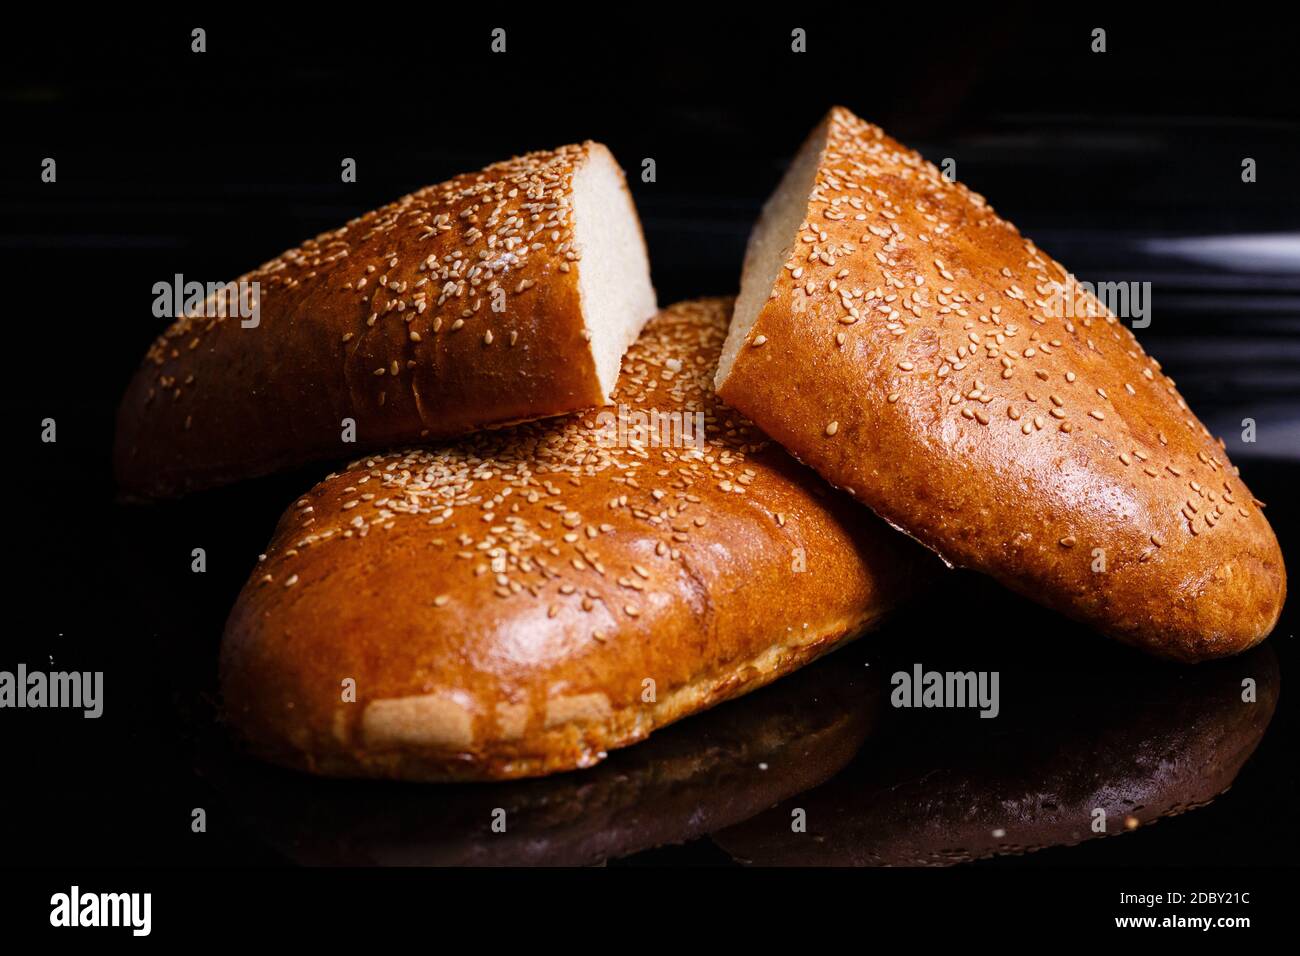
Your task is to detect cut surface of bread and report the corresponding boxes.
[573,143,658,397]
[718,113,829,385]
[116,141,655,497]
[220,297,924,782]
[716,106,1285,662]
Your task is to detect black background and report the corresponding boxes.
[1,6,1297,886]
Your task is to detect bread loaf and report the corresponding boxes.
[220,297,926,782]
[116,142,656,497]
[716,106,1285,662]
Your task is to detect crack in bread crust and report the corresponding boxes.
[247,609,881,782]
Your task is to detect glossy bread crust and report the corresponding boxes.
[717,107,1285,662]
[116,142,649,497]
[220,297,924,781]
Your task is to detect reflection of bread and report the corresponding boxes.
[715,643,1278,866]
[116,142,656,497]
[200,644,879,866]
[715,106,1285,661]
[221,298,926,782]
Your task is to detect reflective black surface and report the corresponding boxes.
[194,608,1280,867]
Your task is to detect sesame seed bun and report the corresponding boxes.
[716,107,1286,662]
[219,297,929,782]
[116,142,656,498]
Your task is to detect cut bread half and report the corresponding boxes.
[714,106,1285,662]
[115,140,657,497]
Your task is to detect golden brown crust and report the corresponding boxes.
[220,297,925,781]
[716,107,1285,662]
[116,142,649,497]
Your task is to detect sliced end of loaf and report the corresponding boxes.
[572,143,657,400]
[715,113,832,391]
